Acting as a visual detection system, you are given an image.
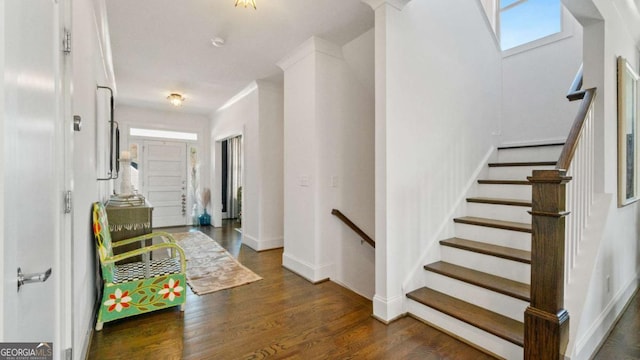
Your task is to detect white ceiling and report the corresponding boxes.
[105,0,374,115]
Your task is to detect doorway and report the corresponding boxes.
[141,140,188,227]
[221,136,243,222]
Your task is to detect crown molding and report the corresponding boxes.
[277,37,343,71]
[361,0,411,11]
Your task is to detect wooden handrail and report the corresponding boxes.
[556,88,597,171]
[331,209,375,248]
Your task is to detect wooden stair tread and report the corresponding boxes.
[466,197,531,207]
[488,161,556,167]
[454,216,531,233]
[477,179,530,185]
[440,237,531,264]
[407,287,524,346]
[424,261,530,301]
[497,142,564,150]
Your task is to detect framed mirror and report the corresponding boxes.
[617,56,640,207]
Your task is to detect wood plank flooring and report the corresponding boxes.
[87,221,494,360]
[593,288,640,359]
[87,221,639,359]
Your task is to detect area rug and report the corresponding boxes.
[171,231,262,295]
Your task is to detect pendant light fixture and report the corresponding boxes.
[235,0,257,9]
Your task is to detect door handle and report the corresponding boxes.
[17,267,52,292]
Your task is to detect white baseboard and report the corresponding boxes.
[242,233,283,251]
[498,137,567,147]
[573,274,640,360]
[332,278,374,301]
[282,252,332,283]
[372,294,405,323]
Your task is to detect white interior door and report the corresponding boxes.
[2,0,69,353]
[143,140,187,227]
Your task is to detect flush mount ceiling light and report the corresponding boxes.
[211,37,226,47]
[235,0,256,9]
[167,93,185,107]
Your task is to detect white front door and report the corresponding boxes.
[142,140,188,227]
[2,0,70,355]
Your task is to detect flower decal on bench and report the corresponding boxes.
[159,278,183,301]
[104,288,132,312]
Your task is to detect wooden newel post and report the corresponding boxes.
[525,169,571,360]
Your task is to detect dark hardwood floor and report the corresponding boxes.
[88,220,639,359]
[593,288,640,360]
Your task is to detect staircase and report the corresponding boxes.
[406,143,564,360]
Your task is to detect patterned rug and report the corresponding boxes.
[171,231,262,295]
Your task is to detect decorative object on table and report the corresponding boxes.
[171,231,262,295]
[617,56,639,207]
[107,194,146,207]
[92,202,186,331]
[119,150,133,195]
[199,188,211,226]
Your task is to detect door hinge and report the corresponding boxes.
[63,29,71,54]
[64,191,72,214]
[64,348,72,360]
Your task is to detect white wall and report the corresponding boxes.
[500,11,584,145]
[210,81,284,251]
[279,34,376,298]
[71,0,115,358]
[257,85,285,249]
[335,29,376,298]
[563,0,640,358]
[368,0,503,320]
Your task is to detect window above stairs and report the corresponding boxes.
[479,0,573,55]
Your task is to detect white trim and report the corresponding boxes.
[500,0,528,12]
[332,279,373,301]
[498,137,568,148]
[574,274,639,359]
[276,37,343,72]
[129,127,198,141]
[242,234,283,251]
[372,294,405,322]
[361,0,411,11]
[282,252,332,283]
[217,82,258,112]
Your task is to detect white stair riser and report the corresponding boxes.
[454,223,531,251]
[424,272,529,322]
[476,184,531,199]
[441,247,530,284]
[496,146,563,162]
[488,165,555,180]
[407,301,524,360]
[466,202,532,223]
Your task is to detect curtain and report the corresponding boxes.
[226,136,242,219]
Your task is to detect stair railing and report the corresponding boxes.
[524,64,597,359]
[331,209,375,248]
